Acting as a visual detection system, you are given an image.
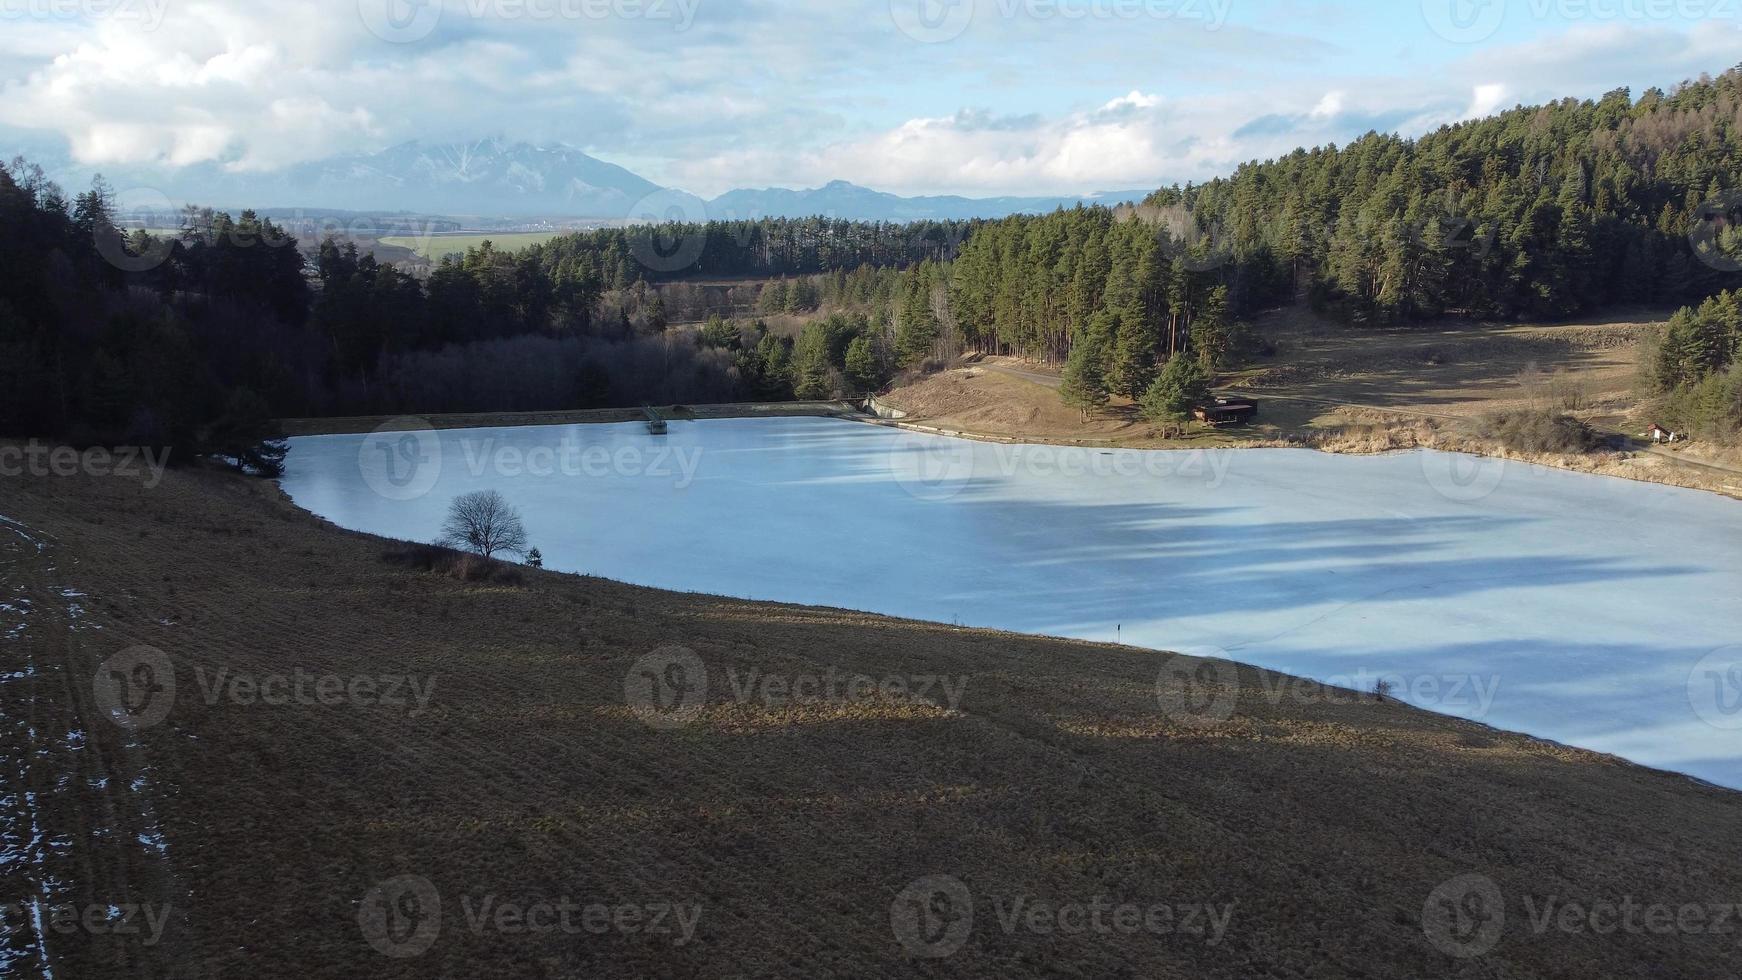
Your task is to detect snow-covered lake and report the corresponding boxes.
[282,417,1742,790]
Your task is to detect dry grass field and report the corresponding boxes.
[5,455,1742,978]
[879,310,1742,497]
[377,231,568,261]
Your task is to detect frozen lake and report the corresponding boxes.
[282,417,1742,790]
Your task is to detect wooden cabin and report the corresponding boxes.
[1193,397,1259,426]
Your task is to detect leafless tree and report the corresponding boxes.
[439,490,528,560]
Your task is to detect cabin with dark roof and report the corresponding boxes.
[1193,397,1259,426]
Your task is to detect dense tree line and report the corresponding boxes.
[10,68,1742,457]
[1,159,970,457]
[1152,67,1742,323]
[1,160,309,470]
[530,216,970,294]
[1649,289,1742,438]
[947,69,1742,380]
[679,262,942,402]
[949,207,1243,368]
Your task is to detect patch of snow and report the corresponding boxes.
[0,514,46,553]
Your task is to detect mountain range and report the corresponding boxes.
[27,137,1153,224]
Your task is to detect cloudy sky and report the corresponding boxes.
[0,0,1737,197]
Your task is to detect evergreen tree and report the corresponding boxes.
[1108,310,1161,399]
[844,335,881,393]
[1059,333,1110,419]
[1140,355,1213,436]
[896,276,940,367]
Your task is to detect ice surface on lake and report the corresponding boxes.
[282,417,1742,789]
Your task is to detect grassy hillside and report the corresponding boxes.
[377,231,567,261]
[879,308,1742,498]
[4,458,1742,978]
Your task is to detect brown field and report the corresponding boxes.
[879,309,1742,498]
[1229,306,1655,428]
[5,455,1742,978]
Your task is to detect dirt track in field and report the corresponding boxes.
[4,457,1742,978]
[0,513,186,978]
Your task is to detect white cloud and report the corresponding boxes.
[1103,90,1162,112]
[1463,83,1508,121]
[0,1,1733,198]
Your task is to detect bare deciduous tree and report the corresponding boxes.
[438,490,529,560]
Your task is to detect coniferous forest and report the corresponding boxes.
[5,68,1742,462]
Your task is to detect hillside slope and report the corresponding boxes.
[4,460,1741,978]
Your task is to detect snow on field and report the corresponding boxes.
[283,417,1742,789]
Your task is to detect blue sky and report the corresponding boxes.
[0,0,1736,196]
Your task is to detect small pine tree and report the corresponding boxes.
[844,335,880,394]
[1059,335,1110,419]
[526,548,544,569]
[895,278,939,368]
[1140,355,1212,437]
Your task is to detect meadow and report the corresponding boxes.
[6,449,1742,977]
[377,231,568,261]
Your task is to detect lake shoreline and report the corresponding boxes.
[281,415,1742,790]
[281,400,1742,502]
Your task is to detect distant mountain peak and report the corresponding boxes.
[36,134,1152,221]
